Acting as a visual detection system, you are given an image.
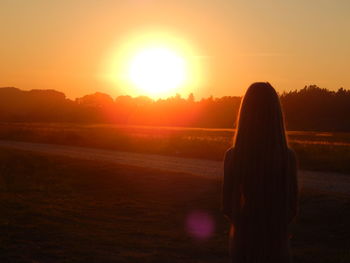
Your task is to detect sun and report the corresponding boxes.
[127,46,187,97]
[102,31,204,98]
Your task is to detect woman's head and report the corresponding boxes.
[234,82,288,152]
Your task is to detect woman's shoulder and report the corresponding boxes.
[224,147,235,162]
[287,148,296,161]
[287,147,297,169]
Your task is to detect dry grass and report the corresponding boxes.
[0,149,349,263]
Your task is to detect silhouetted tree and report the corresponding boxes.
[0,86,349,131]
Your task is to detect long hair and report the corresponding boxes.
[232,82,291,258]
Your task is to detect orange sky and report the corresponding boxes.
[1,0,349,99]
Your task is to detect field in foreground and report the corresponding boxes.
[0,149,349,263]
[1,123,350,174]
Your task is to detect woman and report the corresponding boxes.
[222,82,298,262]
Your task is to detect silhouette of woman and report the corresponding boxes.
[222,82,298,262]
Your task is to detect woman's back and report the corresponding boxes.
[222,83,298,263]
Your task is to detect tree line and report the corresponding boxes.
[0,85,349,131]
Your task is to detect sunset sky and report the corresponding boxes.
[1,0,349,99]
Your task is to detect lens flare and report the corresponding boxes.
[186,210,215,240]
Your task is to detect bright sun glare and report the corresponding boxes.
[127,46,187,96]
[103,31,203,99]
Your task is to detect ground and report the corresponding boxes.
[0,149,349,263]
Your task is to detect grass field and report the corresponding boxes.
[0,149,349,263]
[0,122,350,174]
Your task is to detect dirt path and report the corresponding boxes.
[0,140,349,195]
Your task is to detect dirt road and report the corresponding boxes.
[0,140,349,195]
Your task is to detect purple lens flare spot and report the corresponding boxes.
[186,210,215,240]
